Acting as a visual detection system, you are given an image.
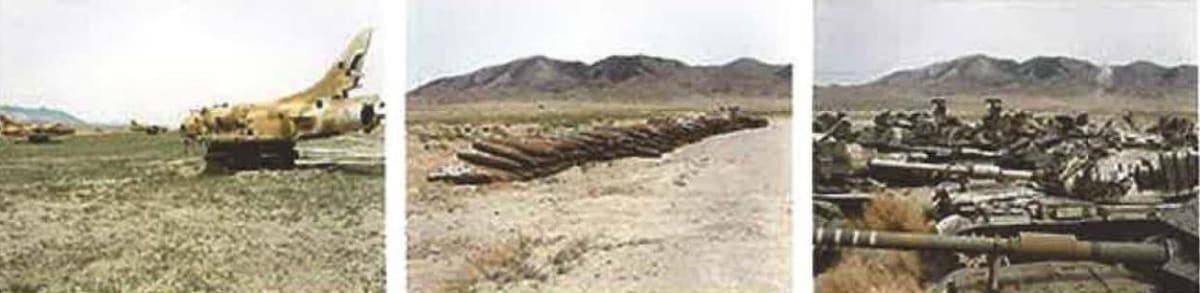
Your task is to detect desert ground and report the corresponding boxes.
[407,100,791,292]
[0,132,383,292]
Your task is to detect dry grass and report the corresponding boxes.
[818,252,925,293]
[433,235,593,293]
[435,236,544,293]
[0,132,383,291]
[817,193,934,293]
[856,193,934,233]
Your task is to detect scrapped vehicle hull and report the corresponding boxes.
[181,29,382,172]
[427,108,769,184]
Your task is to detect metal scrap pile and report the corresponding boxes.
[815,98,1198,179]
[428,107,769,184]
[813,98,1200,291]
[817,98,1198,154]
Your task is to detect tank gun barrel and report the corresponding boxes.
[814,228,1168,264]
[868,159,1035,181]
[866,143,1004,160]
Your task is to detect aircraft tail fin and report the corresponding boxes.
[338,28,373,78]
[284,28,374,103]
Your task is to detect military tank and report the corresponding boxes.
[130,119,168,135]
[813,104,1038,197]
[815,134,1198,236]
[0,114,76,143]
[813,132,1019,214]
[814,98,1199,292]
[181,29,384,173]
[863,149,1199,243]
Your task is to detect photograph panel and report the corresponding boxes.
[0,1,385,291]
[406,1,793,291]
[813,1,1198,292]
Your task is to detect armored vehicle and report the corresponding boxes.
[922,151,1197,245]
[816,137,1198,240]
[0,114,76,143]
[130,120,168,135]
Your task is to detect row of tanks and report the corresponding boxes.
[428,106,770,184]
[0,114,76,143]
[813,98,1199,292]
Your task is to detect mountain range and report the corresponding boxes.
[408,55,791,105]
[0,105,87,125]
[832,54,1197,98]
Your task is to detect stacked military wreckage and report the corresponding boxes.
[813,98,1200,292]
[428,107,769,184]
[814,97,1198,196]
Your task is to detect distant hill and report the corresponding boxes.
[408,55,791,105]
[814,54,1197,113]
[831,54,1196,98]
[0,105,88,125]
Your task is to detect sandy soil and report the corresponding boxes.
[0,133,383,291]
[407,117,792,292]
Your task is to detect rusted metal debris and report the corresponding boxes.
[428,107,769,184]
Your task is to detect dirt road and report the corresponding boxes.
[408,117,791,292]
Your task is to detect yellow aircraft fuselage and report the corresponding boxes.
[182,28,382,142]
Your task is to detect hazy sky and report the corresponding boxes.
[817,0,1197,85]
[0,0,382,125]
[407,0,794,90]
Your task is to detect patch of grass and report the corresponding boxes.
[434,235,595,293]
[817,252,925,293]
[465,235,548,285]
[435,235,546,293]
[817,193,936,293]
[0,133,383,291]
[855,192,932,233]
[549,238,591,275]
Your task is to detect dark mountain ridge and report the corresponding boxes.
[409,55,791,104]
[864,54,1196,97]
